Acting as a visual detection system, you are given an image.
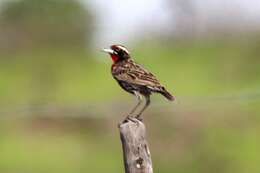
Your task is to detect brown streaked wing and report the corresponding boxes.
[114,61,162,88]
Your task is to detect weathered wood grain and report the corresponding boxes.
[119,118,153,173]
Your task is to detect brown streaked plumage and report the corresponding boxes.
[102,44,175,120]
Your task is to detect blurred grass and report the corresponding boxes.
[0,99,259,173]
[1,38,260,106]
[0,38,260,173]
[0,118,123,173]
[2,0,260,173]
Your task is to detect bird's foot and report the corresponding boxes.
[118,114,143,128]
[118,118,128,127]
[118,115,134,126]
[135,114,143,122]
[124,115,141,124]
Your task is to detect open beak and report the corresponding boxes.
[102,48,114,54]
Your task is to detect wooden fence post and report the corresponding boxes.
[119,118,153,173]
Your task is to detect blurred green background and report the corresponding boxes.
[0,0,260,173]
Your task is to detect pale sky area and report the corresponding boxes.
[0,0,260,47]
[85,0,173,47]
[84,0,260,47]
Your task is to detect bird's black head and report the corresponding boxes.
[103,44,130,63]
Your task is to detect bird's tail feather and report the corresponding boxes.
[158,87,175,101]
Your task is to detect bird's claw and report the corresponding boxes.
[123,115,141,124]
[135,114,143,122]
[118,114,143,127]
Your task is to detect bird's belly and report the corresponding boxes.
[117,80,152,96]
[117,81,136,94]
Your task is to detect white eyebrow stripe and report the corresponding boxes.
[117,45,129,54]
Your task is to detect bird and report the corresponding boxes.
[102,44,175,120]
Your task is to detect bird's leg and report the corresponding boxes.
[135,95,150,120]
[125,91,143,120]
[123,92,143,124]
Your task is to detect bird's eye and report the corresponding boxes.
[118,50,124,56]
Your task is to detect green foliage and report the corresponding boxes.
[0,103,260,173]
[0,0,93,48]
[1,38,260,105]
[0,16,259,172]
[0,1,259,173]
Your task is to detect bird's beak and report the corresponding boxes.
[102,48,114,54]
